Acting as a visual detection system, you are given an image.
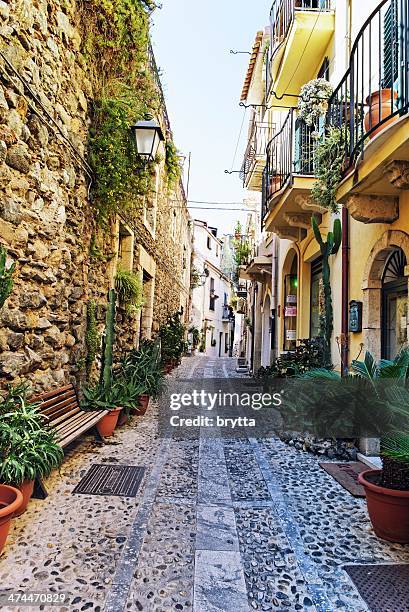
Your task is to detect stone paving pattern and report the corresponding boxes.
[0,356,409,612]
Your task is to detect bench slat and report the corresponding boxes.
[41,397,79,422]
[59,413,108,448]
[55,410,104,437]
[40,390,76,411]
[34,385,74,402]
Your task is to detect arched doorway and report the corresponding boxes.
[362,231,409,358]
[382,248,408,359]
[261,293,271,367]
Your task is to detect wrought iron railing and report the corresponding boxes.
[148,41,171,134]
[327,0,409,165]
[261,109,315,221]
[240,118,275,185]
[267,0,333,96]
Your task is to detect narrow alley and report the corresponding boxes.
[0,356,408,612]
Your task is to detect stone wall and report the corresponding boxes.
[0,0,192,391]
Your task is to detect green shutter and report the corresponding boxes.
[383,0,399,89]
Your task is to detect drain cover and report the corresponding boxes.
[345,564,409,611]
[73,464,145,497]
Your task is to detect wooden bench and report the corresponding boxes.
[31,384,108,497]
[33,384,108,449]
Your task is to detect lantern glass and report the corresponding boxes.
[132,120,164,162]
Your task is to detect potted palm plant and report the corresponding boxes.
[288,349,409,543]
[0,384,64,515]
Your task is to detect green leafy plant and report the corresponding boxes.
[81,377,141,413]
[119,339,165,399]
[312,216,341,365]
[0,245,15,310]
[291,349,409,490]
[233,240,252,267]
[159,312,188,365]
[298,78,333,127]
[255,337,328,382]
[0,385,63,486]
[85,300,100,378]
[165,140,181,190]
[189,326,200,349]
[311,127,345,212]
[115,269,144,315]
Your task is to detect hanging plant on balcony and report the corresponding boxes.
[298,78,333,128]
[311,126,345,213]
[114,269,144,316]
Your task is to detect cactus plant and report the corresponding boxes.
[0,246,15,310]
[100,288,116,391]
[312,216,342,365]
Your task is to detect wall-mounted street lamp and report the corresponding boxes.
[131,119,164,163]
[199,267,210,286]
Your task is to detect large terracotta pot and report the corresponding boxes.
[358,469,409,543]
[96,407,121,437]
[0,485,23,554]
[364,89,398,139]
[14,480,35,517]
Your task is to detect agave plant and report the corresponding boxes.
[0,385,64,486]
[119,338,165,399]
[288,349,409,490]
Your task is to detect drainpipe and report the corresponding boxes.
[341,0,352,374]
[341,207,349,373]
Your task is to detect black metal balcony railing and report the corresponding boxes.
[266,0,333,95]
[240,119,274,185]
[261,109,315,221]
[327,0,409,166]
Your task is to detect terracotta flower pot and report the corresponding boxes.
[96,407,121,437]
[358,469,409,543]
[0,485,23,554]
[137,394,150,415]
[14,480,35,517]
[364,89,398,139]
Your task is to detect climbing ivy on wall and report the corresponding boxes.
[165,140,181,191]
[80,0,171,226]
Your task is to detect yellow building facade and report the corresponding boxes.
[240,0,409,373]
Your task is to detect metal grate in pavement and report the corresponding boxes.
[72,464,145,497]
[345,564,409,612]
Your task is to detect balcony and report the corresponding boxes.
[261,109,324,239]
[266,0,334,105]
[327,0,409,223]
[222,305,233,321]
[240,119,275,191]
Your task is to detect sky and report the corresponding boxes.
[151,0,270,236]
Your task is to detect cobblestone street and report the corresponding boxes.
[1,356,409,612]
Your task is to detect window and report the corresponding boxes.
[317,57,330,81]
[207,236,212,250]
[172,210,177,239]
[117,222,134,273]
[209,277,216,310]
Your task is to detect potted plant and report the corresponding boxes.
[234,220,242,240]
[159,312,188,372]
[119,339,165,415]
[81,381,125,436]
[364,88,398,139]
[289,349,409,543]
[0,384,64,515]
[0,484,23,554]
[298,78,334,128]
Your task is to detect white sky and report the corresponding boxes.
[152,0,270,236]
